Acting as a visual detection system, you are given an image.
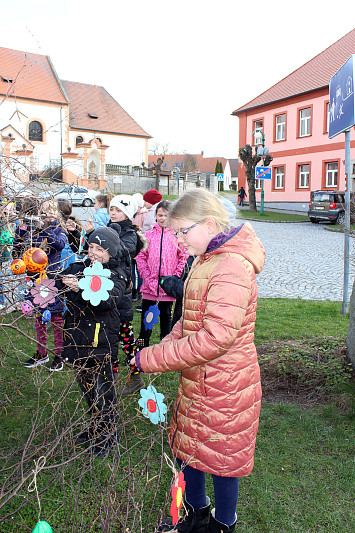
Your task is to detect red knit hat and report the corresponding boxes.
[143,189,162,205]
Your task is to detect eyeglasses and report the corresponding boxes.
[173,223,198,238]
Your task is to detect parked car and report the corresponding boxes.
[40,186,100,207]
[308,190,355,224]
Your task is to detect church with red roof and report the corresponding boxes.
[0,47,151,189]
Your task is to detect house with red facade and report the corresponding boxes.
[233,28,355,211]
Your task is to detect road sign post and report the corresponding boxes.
[329,55,355,314]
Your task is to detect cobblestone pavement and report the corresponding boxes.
[239,218,355,301]
[74,207,355,302]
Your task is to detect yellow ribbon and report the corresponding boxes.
[92,323,100,347]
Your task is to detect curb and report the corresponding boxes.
[237,217,310,224]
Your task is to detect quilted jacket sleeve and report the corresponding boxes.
[138,255,252,373]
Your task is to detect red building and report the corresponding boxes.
[233,29,355,211]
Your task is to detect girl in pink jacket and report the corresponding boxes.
[135,200,188,347]
[131,189,265,533]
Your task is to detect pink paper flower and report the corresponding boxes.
[31,278,58,307]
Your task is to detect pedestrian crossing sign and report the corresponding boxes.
[217,173,224,182]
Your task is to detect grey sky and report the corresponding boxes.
[1,0,354,157]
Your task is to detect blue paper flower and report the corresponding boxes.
[143,304,160,330]
[78,261,114,306]
[138,385,167,425]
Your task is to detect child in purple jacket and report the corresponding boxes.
[14,200,67,371]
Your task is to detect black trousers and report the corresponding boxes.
[74,355,116,431]
[139,298,173,342]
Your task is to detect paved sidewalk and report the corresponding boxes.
[74,206,355,302]
[238,218,355,302]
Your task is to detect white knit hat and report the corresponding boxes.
[110,195,138,220]
[132,193,144,209]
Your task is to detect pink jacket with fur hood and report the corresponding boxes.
[136,223,188,300]
[137,222,265,477]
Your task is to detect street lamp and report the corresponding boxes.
[253,129,270,215]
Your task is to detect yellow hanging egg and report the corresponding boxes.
[23,248,48,273]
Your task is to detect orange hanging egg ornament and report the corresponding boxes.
[10,258,27,275]
[23,248,48,274]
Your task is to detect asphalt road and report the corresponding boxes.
[73,206,355,302]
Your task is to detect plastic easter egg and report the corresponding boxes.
[22,300,33,316]
[10,258,27,274]
[23,248,48,273]
[31,521,53,533]
[41,310,51,323]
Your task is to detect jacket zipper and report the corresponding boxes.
[157,227,164,296]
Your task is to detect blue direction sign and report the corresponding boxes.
[255,166,272,180]
[329,55,355,138]
[216,173,224,182]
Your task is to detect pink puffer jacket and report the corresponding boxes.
[136,224,188,299]
[138,222,265,477]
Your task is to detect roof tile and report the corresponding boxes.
[233,28,355,114]
[0,47,68,104]
[62,80,151,138]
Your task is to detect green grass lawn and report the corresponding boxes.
[237,209,309,223]
[0,299,354,532]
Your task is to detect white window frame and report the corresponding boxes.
[326,162,338,187]
[275,166,284,189]
[276,114,286,141]
[299,108,311,137]
[254,120,263,145]
[326,103,330,133]
[255,179,261,190]
[298,164,309,188]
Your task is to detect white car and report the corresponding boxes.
[42,186,100,207]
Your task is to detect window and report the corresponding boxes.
[253,120,263,144]
[326,162,338,187]
[298,164,309,188]
[274,166,284,189]
[299,108,311,137]
[28,121,43,141]
[326,102,330,133]
[75,136,84,146]
[275,114,286,141]
[255,179,261,190]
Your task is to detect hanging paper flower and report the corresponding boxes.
[31,521,53,533]
[138,385,167,425]
[31,278,58,307]
[41,310,51,324]
[143,304,160,330]
[78,228,86,254]
[23,248,48,273]
[22,300,33,316]
[78,261,114,306]
[170,471,186,525]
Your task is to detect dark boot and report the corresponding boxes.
[207,510,237,532]
[119,372,145,396]
[158,498,210,532]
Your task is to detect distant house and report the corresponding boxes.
[232,29,355,211]
[0,47,150,190]
[148,152,235,190]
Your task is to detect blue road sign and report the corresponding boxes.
[216,173,224,182]
[329,55,355,138]
[255,166,272,180]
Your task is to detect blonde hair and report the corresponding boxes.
[169,189,229,233]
